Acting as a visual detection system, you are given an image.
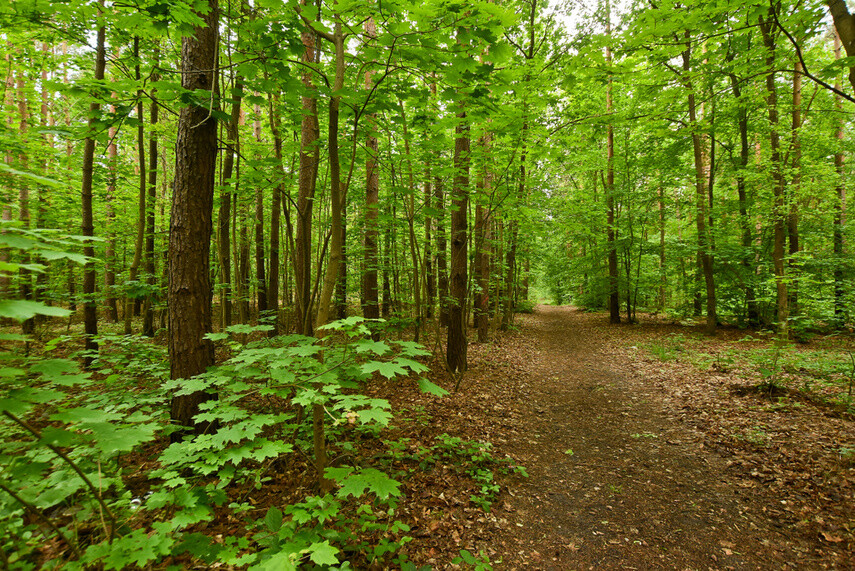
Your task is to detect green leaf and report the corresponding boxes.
[264,506,283,532]
[331,467,401,500]
[250,552,297,571]
[354,340,390,356]
[361,361,408,379]
[0,299,71,321]
[307,541,340,565]
[417,378,449,397]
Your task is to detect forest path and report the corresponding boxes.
[489,306,801,570]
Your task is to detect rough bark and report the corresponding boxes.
[169,0,219,432]
[446,109,469,374]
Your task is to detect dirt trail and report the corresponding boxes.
[489,306,815,570]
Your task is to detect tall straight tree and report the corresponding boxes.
[362,17,380,328]
[447,101,470,372]
[681,31,716,334]
[760,13,789,338]
[169,0,219,432]
[80,7,106,367]
[605,0,620,325]
[295,0,320,336]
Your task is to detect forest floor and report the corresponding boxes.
[377,305,854,570]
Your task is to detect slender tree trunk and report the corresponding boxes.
[362,18,380,329]
[124,37,147,334]
[81,12,106,367]
[788,59,802,319]
[435,174,449,327]
[296,5,319,336]
[424,171,434,319]
[143,55,159,337]
[658,183,666,311]
[219,73,242,330]
[728,67,759,327]
[606,2,620,324]
[169,0,219,432]
[104,109,119,323]
[447,107,469,374]
[474,133,492,343]
[16,68,35,335]
[398,99,422,341]
[760,15,789,339]
[316,23,347,332]
[682,33,716,334]
[833,30,847,326]
[253,113,268,317]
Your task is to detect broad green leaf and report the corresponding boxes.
[307,541,340,565]
[417,378,449,397]
[361,361,408,379]
[0,299,71,321]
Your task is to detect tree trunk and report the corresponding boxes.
[316,27,346,332]
[682,33,716,334]
[605,2,620,325]
[169,0,219,433]
[435,174,449,327]
[760,15,789,339]
[124,37,147,334]
[833,30,847,326]
[788,59,802,319]
[81,12,106,367]
[362,19,380,329]
[104,108,119,323]
[296,2,319,336]
[728,65,759,327]
[826,0,855,94]
[143,55,159,338]
[219,73,242,330]
[446,108,469,374]
[253,113,268,318]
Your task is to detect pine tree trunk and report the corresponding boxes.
[169,0,219,432]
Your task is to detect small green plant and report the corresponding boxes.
[432,434,527,511]
[452,548,494,570]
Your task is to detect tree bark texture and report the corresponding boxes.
[447,110,469,374]
[169,0,219,432]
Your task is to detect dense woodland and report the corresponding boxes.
[0,0,853,567]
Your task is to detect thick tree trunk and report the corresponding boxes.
[446,109,469,373]
[81,15,106,367]
[827,0,855,94]
[169,0,219,432]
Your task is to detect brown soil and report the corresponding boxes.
[389,305,854,570]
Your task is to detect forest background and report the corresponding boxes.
[0,0,853,567]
